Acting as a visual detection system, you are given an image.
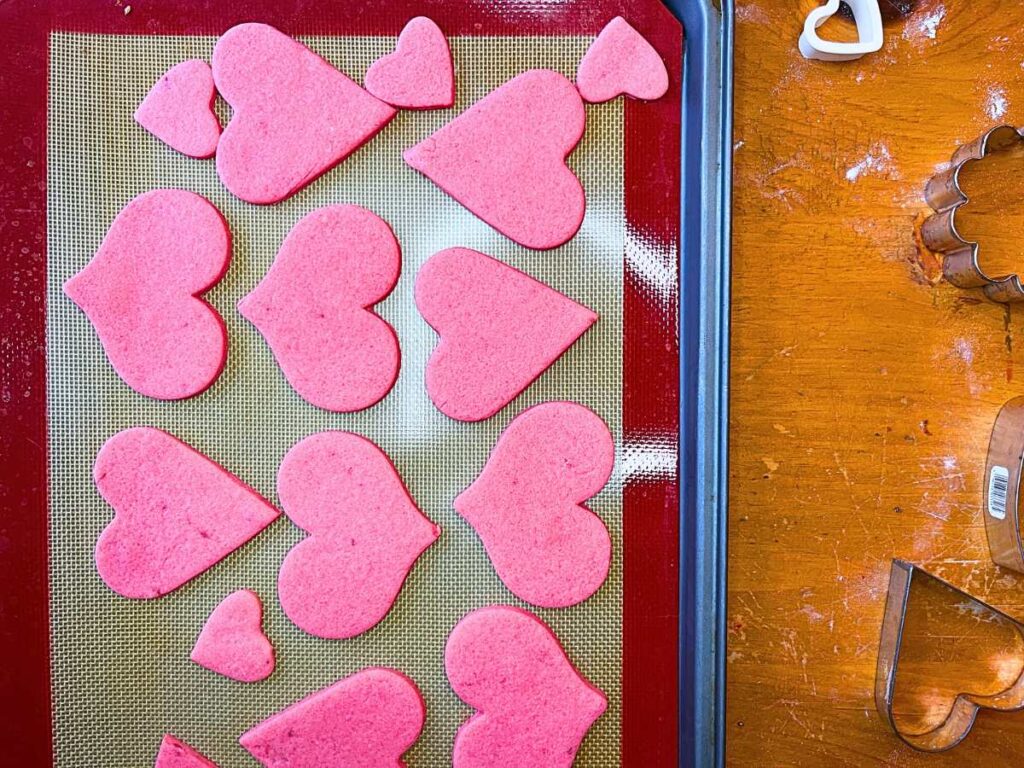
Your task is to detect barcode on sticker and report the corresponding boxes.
[989,465,1010,520]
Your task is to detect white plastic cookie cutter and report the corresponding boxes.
[799,0,883,62]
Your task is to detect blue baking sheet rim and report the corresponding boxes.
[665,0,733,766]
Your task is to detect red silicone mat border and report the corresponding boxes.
[0,1,682,765]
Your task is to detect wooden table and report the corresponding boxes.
[727,0,1024,763]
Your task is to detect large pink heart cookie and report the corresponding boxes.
[191,589,274,683]
[94,428,280,599]
[365,17,454,109]
[416,247,596,421]
[155,734,219,768]
[134,59,221,159]
[456,402,613,607]
[238,205,401,413]
[64,189,230,401]
[213,23,396,204]
[404,69,586,250]
[240,667,426,767]
[277,432,440,639]
[576,17,669,103]
[446,606,607,768]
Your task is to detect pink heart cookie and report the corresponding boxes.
[134,59,221,159]
[213,23,396,204]
[456,402,613,607]
[365,17,454,109]
[404,69,586,250]
[277,432,440,639]
[446,606,607,768]
[238,205,401,413]
[240,667,426,768]
[575,17,669,103]
[64,189,230,401]
[94,428,280,599]
[155,734,219,768]
[416,247,597,421]
[191,589,274,683]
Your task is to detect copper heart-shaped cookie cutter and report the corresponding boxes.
[876,559,1024,751]
[984,396,1024,573]
[922,125,1024,303]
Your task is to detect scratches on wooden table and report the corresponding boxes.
[729,1,1024,763]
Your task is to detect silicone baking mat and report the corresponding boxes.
[2,1,685,765]
[47,32,624,768]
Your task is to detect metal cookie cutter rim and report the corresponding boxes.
[922,124,1024,303]
[984,396,1024,572]
[876,559,1024,752]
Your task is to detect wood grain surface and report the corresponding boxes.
[727,0,1024,764]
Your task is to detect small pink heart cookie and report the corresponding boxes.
[404,69,586,250]
[155,734,219,768]
[213,23,396,204]
[238,205,400,413]
[365,17,454,109]
[416,247,597,421]
[94,428,280,599]
[456,402,613,607]
[191,589,274,683]
[64,189,230,401]
[134,59,221,159]
[277,432,440,639]
[240,667,426,768]
[576,17,669,103]
[446,606,607,768]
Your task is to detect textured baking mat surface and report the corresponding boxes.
[48,32,623,767]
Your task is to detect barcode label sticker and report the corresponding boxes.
[989,465,1010,520]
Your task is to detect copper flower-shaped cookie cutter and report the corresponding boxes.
[876,559,1024,751]
[922,125,1024,303]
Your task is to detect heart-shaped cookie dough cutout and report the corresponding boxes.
[576,17,668,103]
[446,606,607,768]
[365,16,454,109]
[456,402,613,607]
[277,432,440,639]
[404,69,586,250]
[64,189,230,401]
[238,205,401,413]
[191,589,274,683]
[416,247,597,421]
[155,734,219,768]
[94,428,280,599]
[240,668,425,767]
[213,23,396,204]
[134,59,222,158]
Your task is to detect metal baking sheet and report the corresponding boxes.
[0,0,737,765]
